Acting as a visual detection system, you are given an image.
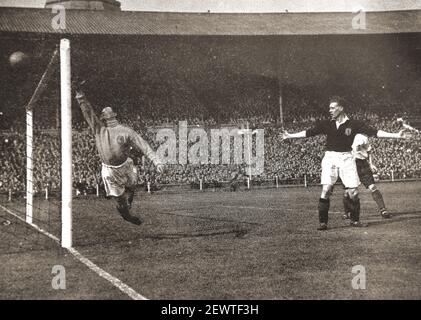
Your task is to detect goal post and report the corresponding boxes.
[60,38,72,248]
[24,38,72,248]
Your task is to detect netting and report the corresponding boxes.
[0,43,66,254]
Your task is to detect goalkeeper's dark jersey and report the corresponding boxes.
[305,119,378,152]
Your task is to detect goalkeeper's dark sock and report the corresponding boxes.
[116,194,129,213]
[318,198,330,224]
[371,189,386,212]
[349,197,361,222]
[116,196,142,225]
[126,188,135,209]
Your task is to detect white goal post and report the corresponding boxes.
[60,38,72,248]
[25,38,73,248]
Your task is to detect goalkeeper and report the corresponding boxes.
[74,84,163,225]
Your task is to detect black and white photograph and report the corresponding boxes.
[0,0,420,305]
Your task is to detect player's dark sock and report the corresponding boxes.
[342,194,351,219]
[116,203,127,216]
[126,188,135,209]
[371,189,386,212]
[349,196,361,222]
[318,198,330,224]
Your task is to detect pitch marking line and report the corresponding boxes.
[0,204,147,300]
[220,205,293,211]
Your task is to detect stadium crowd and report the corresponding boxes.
[1,97,420,196]
[0,80,421,193]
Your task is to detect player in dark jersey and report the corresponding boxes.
[75,86,163,225]
[282,96,406,230]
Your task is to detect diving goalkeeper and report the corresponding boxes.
[75,84,163,225]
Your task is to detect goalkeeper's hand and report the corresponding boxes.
[72,78,87,98]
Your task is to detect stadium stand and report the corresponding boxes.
[1,84,420,196]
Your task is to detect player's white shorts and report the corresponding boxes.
[101,157,137,197]
[320,151,360,188]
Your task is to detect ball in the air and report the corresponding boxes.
[9,51,30,67]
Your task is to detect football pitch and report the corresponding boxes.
[1,181,421,299]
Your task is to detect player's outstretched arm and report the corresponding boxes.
[74,89,101,133]
[377,129,409,139]
[131,131,164,173]
[282,130,307,140]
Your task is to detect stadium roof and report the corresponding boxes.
[0,7,420,36]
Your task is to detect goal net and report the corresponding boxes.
[0,39,73,249]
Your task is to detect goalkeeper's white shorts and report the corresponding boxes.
[320,151,360,188]
[101,157,137,197]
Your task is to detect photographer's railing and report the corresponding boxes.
[2,166,421,201]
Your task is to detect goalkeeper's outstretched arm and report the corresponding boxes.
[75,91,101,133]
[129,130,164,173]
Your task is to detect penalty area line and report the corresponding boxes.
[0,204,147,300]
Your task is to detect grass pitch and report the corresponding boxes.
[1,181,421,299]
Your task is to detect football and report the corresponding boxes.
[9,51,30,67]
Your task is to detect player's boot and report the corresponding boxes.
[342,212,350,220]
[317,223,328,231]
[121,213,142,225]
[380,208,391,219]
[350,220,368,227]
[116,204,142,225]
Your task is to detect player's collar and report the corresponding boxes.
[335,114,349,127]
[105,119,119,127]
